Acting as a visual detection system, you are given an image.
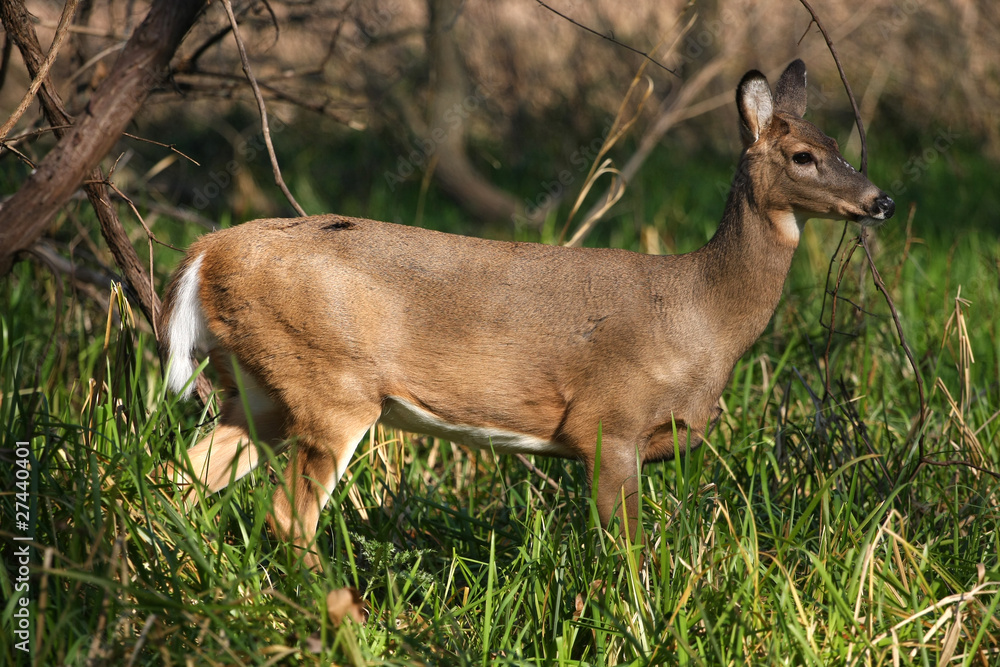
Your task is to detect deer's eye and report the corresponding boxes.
[792,152,814,165]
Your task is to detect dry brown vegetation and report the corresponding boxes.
[5,0,997,221]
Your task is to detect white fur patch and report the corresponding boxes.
[313,421,378,512]
[771,210,802,244]
[379,396,572,457]
[859,214,887,227]
[165,254,208,398]
[334,423,376,484]
[835,155,858,173]
[742,78,773,142]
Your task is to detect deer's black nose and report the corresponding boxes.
[872,194,895,220]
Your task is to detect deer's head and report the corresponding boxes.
[737,60,895,240]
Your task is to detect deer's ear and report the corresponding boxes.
[737,70,773,146]
[775,59,807,118]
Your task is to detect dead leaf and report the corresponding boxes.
[326,587,368,626]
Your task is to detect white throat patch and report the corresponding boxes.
[770,210,802,245]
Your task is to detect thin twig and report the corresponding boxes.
[170,70,358,123]
[170,70,358,122]
[103,178,182,252]
[317,0,354,72]
[533,0,678,77]
[833,293,879,319]
[102,158,164,343]
[796,0,867,174]
[31,240,118,293]
[126,614,158,667]
[220,0,307,217]
[0,123,73,145]
[836,378,893,494]
[121,131,200,165]
[0,0,79,142]
[822,234,861,394]
[34,20,126,40]
[65,43,126,86]
[799,2,927,485]
[183,24,234,70]
[916,458,1000,481]
[258,0,281,47]
[860,234,927,479]
[180,0,270,70]
[567,51,729,244]
[514,453,563,494]
[890,203,919,293]
[0,140,35,167]
[820,223,849,331]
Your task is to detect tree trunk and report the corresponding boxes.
[425,0,540,226]
[0,0,207,273]
[0,0,213,405]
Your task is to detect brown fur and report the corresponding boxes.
[158,61,894,567]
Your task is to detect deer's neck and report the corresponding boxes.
[694,181,799,362]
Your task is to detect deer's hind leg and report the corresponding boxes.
[269,404,381,570]
[166,370,288,505]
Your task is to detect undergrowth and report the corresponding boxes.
[2,166,999,665]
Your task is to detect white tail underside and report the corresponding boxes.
[165,253,208,398]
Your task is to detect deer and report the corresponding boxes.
[158,60,894,568]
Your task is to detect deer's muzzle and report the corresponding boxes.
[861,193,895,227]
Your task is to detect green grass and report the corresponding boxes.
[2,143,1000,665]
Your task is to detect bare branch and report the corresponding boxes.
[533,0,678,77]
[917,458,1000,482]
[30,240,116,306]
[564,54,726,246]
[796,0,868,174]
[821,230,860,394]
[0,0,208,272]
[800,2,926,484]
[183,24,234,71]
[860,233,927,478]
[170,70,359,123]
[0,0,78,142]
[514,453,563,494]
[121,132,200,166]
[0,0,216,409]
[0,31,12,92]
[0,138,35,167]
[219,0,307,217]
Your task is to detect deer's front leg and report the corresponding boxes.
[591,440,643,544]
[269,407,380,570]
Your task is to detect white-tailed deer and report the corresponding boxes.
[159,60,894,567]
